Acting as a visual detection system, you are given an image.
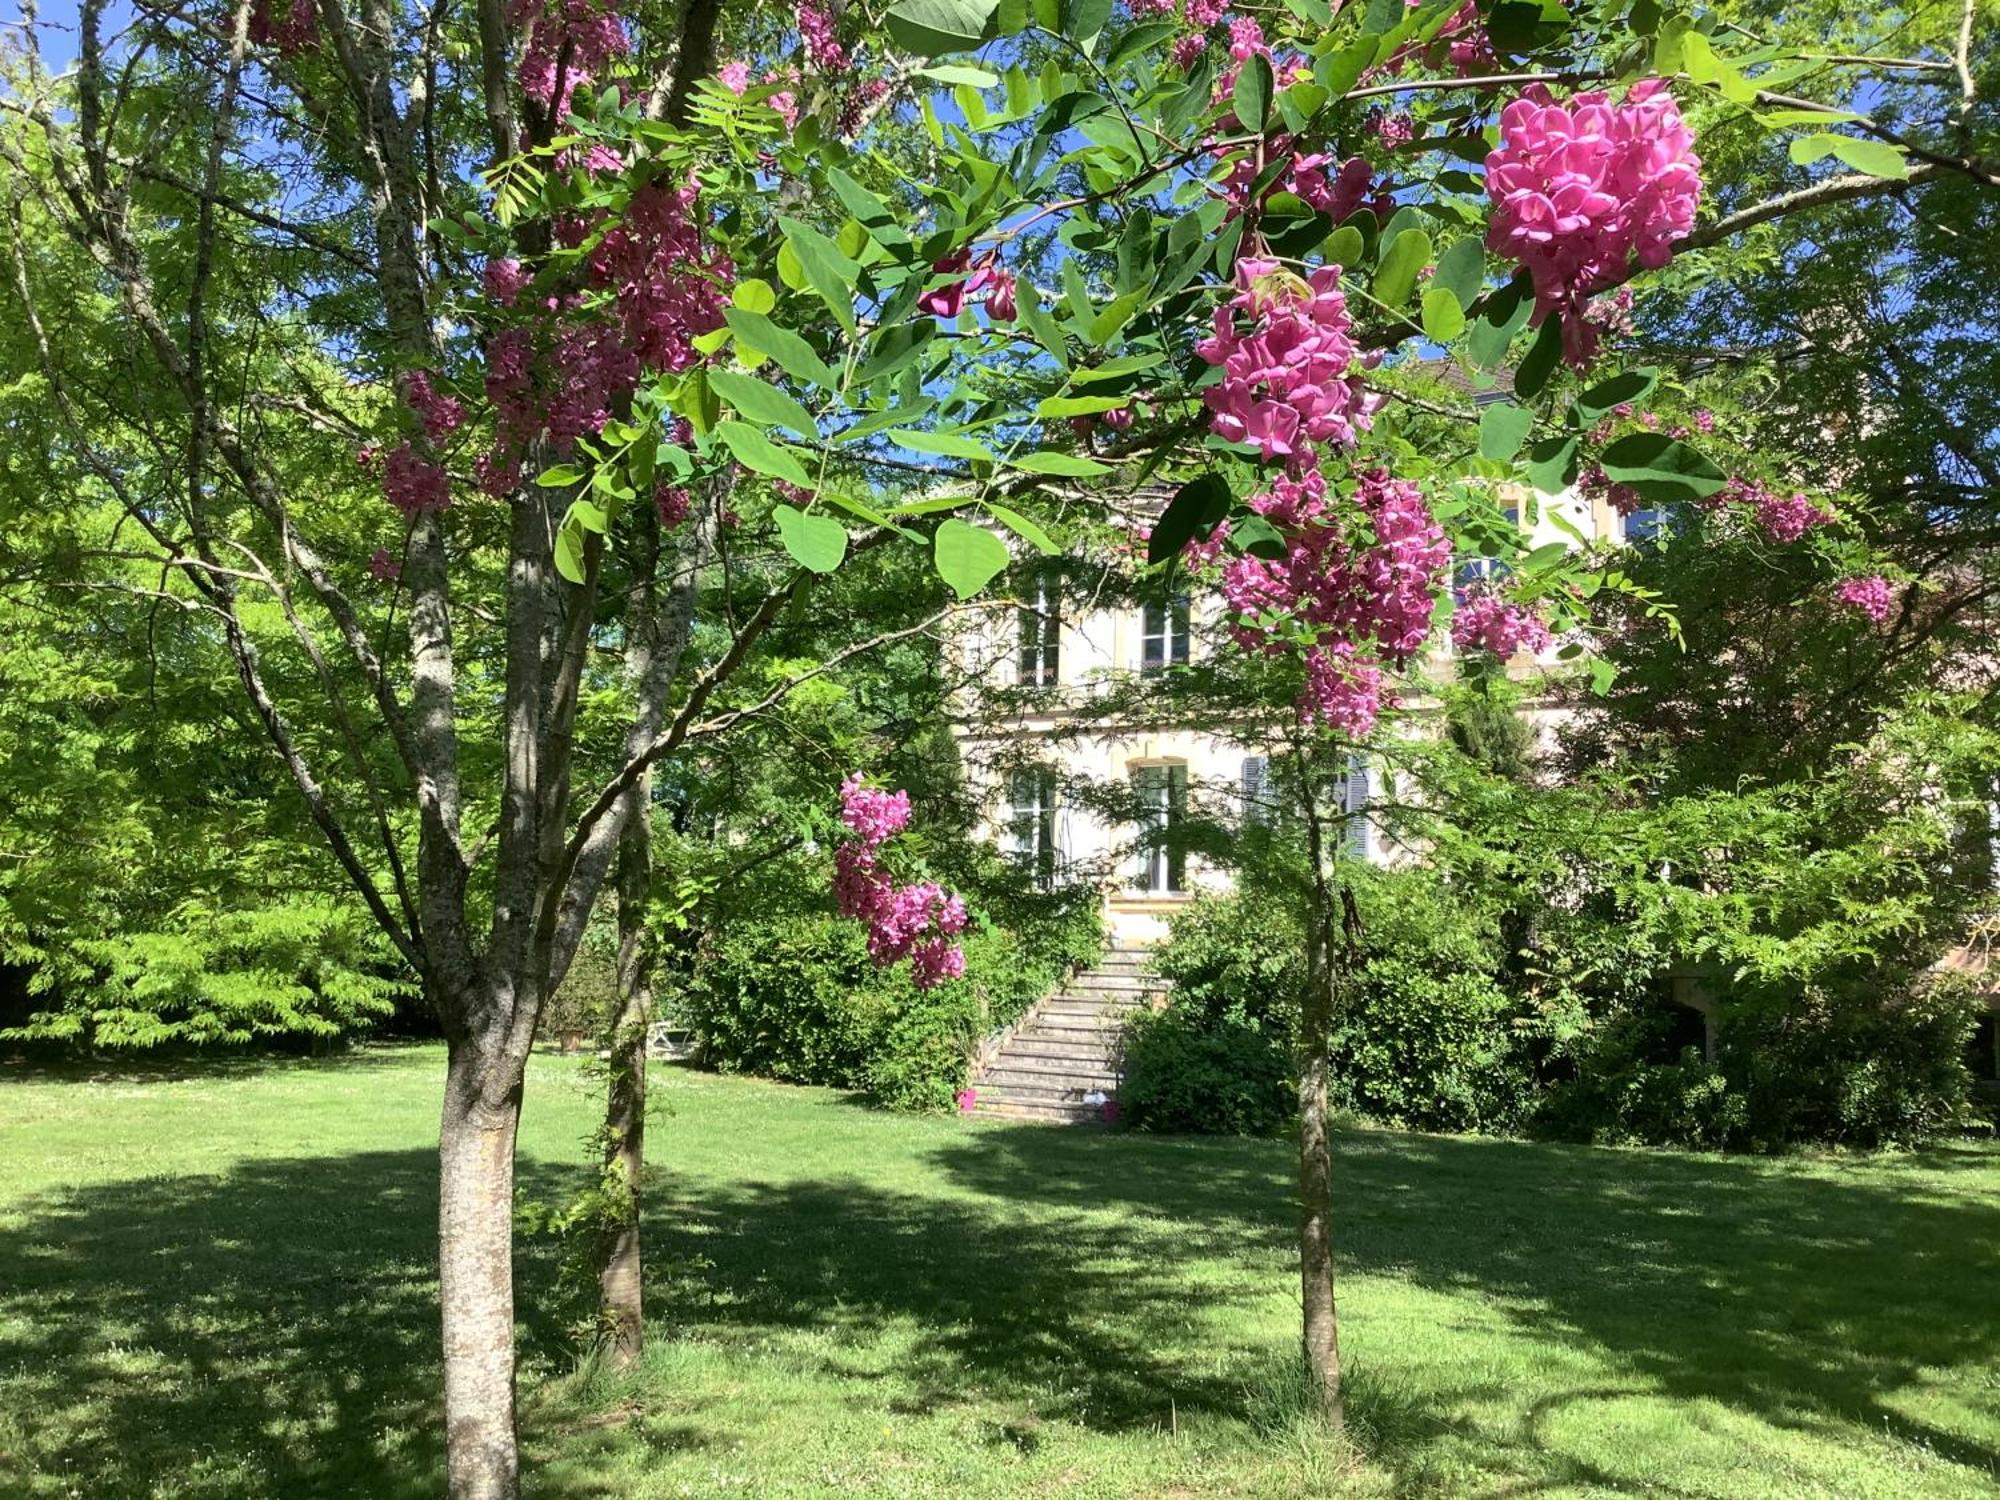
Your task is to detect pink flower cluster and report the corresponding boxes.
[383,443,449,517]
[1196,258,1381,464]
[404,371,466,443]
[833,776,967,988]
[1200,468,1449,734]
[1452,589,1552,657]
[918,251,1013,322]
[1721,478,1834,542]
[248,0,316,55]
[512,0,629,122]
[1837,574,1893,623]
[1484,80,1701,366]
[798,0,851,73]
[654,485,691,529]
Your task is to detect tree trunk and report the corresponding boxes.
[597,780,653,1369]
[1297,889,1343,1429]
[439,1033,526,1500]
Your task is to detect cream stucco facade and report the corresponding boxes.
[951,478,1644,946]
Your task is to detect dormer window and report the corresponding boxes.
[1141,594,1190,673]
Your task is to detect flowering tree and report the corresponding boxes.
[3,0,1992,1490]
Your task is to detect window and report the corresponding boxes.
[1006,767,1059,890]
[1336,756,1368,864]
[1017,568,1061,687]
[1240,754,1271,825]
[1624,507,1667,544]
[1132,763,1189,893]
[1141,594,1190,673]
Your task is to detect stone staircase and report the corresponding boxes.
[968,945,1166,1124]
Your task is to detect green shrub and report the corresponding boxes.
[1721,972,1981,1149]
[1330,960,1531,1133]
[1118,1007,1294,1137]
[1,896,411,1050]
[1538,1011,1747,1151]
[685,871,1101,1111]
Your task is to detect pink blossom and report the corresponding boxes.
[483,257,529,305]
[248,0,316,55]
[833,776,966,989]
[956,1087,979,1113]
[838,77,893,138]
[654,485,691,529]
[383,443,449,517]
[797,0,851,73]
[919,250,976,319]
[1170,33,1208,70]
[717,60,752,94]
[1837,574,1893,624]
[839,774,911,847]
[516,0,630,122]
[1185,0,1229,26]
[1196,259,1377,463]
[1723,478,1834,542]
[367,548,402,582]
[1452,589,1552,657]
[1485,80,1701,367]
[404,370,466,443]
[1103,406,1135,432]
[984,268,1018,323]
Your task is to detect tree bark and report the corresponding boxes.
[1297,890,1343,1428]
[597,776,654,1369]
[439,1031,527,1500]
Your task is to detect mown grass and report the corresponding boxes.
[0,1043,1995,1498]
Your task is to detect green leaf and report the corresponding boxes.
[1064,0,1112,44]
[1590,656,1617,695]
[1313,37,1375,99]
[1036,393,1129,418]
[723,309,837,389]
[1323,225,1366,272]
[1422,287,1466,343]
[986,502,1059,554]
[1147,472,1230,564]
[826,169,893,228]
[1017,282,1070,370]
[918,63,1000,86]
[714,420,813,486]
[935,517,1012,597]
[730,279,777,314]
[554,521,588,585]
[1788,132,1909,180]
[886,0,1001,56]
[1468,273,1533,368]
[535,463,585,487]
[1072,353,1164,384]
[1525,433,1579,496]
[1513,314,1563,400]
[887,428,997,461]
[1573,368,1660,423]
[1009,450,1113,476]
[1230,513,1285,559]
[708,370,819,439]
[1600,433,1728,501]
[773,504,849,573]
[834,399,935,443]
[778,217,861,334]
[1373,227,1432,308]
[1478,402,1534,463]
[1232,53,1271,131]
[1433,236,1484,309]
[1108,19,1178,68]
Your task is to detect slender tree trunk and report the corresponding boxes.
[1297,886,1343,1428]
[439,1031,526,1500]
[597,777,654,1369]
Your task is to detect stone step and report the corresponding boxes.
[1000,1037,1122,1064]
[1070,972,1160,992]
[980,1063,1121,1092]
[977,1078,1114,1106]
[971,1099,1104,1124]
[1041,997,1143,1018]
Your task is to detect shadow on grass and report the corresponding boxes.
[930,1124,2000,1488]
[0,1039,437,1088]
[2,1115,1995,1498]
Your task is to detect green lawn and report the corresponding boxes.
[0,1046,1995,1498]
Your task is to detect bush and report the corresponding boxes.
[1119,1007,1294,1137]
[1,896,412,1050]
[1721,972,1981,1149]
[1538,1010,1747,1151]
[684,867,1101,1111]
[1146,873,1530,1135]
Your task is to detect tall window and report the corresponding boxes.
[1141,594,1190,673]
[1132,763,1188,893]
[1017,568,1060,687]
[1240,754,1271,825]
[1337,753,1371,861]
[1006,767,1058,889]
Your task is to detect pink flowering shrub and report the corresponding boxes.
[1452,589,1553,657]
[1837,575,1893,624]
[1485,80,1701,366]
[833,776,967,988]
[1719,478,1834,542]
